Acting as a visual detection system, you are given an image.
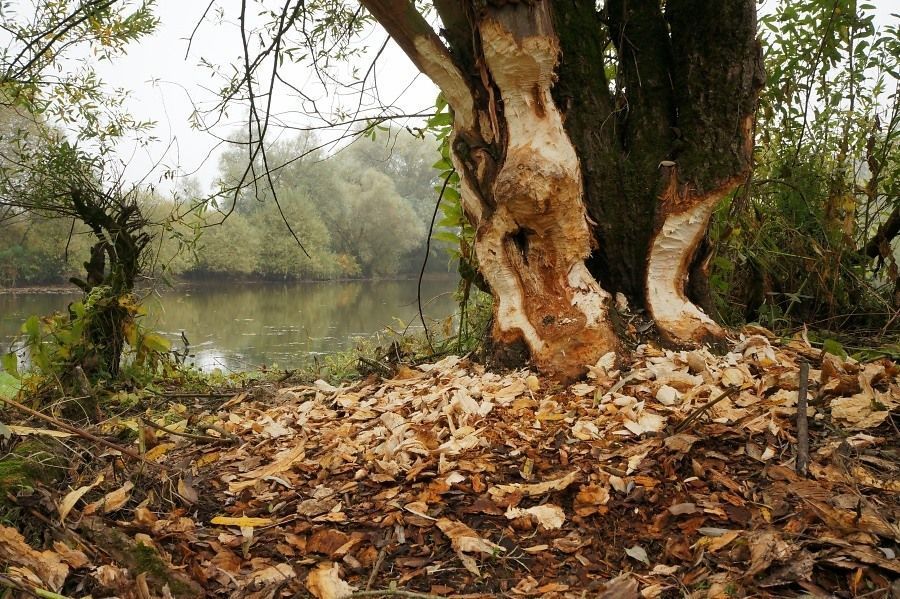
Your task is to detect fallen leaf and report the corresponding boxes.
[668,502,698,516]
[52,542,89,569]
[58,474,104,523]
[210,516,275,527]
[0,524,68,591]
[504,504,565,530]
[229,444,306,492]
[656,385,680,406]
[307,529,351,557]
[250,562,295,585]
[84,481,133,515]
[575,484,610,516]
[7,425,73,438]
[306,562,356,599]
[625,545,650,566]
[745,531,793,578]
[436,517,503,575]
[488,470,580,499]
[664,433,699,453]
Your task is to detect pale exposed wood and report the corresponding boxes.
[462,3,617,379]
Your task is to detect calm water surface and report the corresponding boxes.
[0,277,459,371]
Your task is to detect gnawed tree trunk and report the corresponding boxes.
[361,0,764,379]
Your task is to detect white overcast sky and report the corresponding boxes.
[93,0,439,192]
[92,0,898,193]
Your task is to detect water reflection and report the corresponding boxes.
[0,277,459,371]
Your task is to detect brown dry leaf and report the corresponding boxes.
[436,517,503,575]
[574,484,610,516]
[229,444,305,492]
[696,530,741,553]
[307,529,351,557]
[504,504,565,530]
[177,475,199,504]
[664,433,699,453]
[51,542,89,569]
[668,502,698,516]
[0,524,68,591]
[805,499,900,541]
[84,481,133,515]
[306,562,356,599]
[552,532,588,554]
[488,470,580,499]
[93,563,130,590]
[595,573,640,599]
[830,395,892,429]
[745,531,793,578]
[58,473,104,523]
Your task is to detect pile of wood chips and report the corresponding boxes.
[2,331,899,598]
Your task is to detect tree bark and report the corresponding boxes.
[360,0,764,379]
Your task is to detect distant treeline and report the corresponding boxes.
[0,132,456,287]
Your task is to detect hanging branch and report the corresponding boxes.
[417,168,456,353]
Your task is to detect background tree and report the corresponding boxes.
[0,1,169,380]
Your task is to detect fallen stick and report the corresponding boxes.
[1,396,165,471]
[672,386,740,434]
[796,361,810,477]
[154,391,235,399]
[140,417,235,444]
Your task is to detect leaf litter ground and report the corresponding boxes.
[2,331,899,598]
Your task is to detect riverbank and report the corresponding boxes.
[1,334,898,598]
[0,272,460,295]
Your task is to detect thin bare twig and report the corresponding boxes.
[417,168,456,353]
[140,417,235,445]
[672,386,741,434]
[0,395,166,470]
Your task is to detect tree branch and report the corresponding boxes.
[863,202,900,260]
[358,0,475,128]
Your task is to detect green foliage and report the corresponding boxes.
[0,371,19,399]
[0,0,158,146]
[178,127,443,281]
[427,94,471,269]
[709,0,900,334]
[3,289,175,387]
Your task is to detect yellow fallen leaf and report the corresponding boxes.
[210,516,275,527]
[85,481,133,515]
[144,442,175,462]
[195,450,221,468]
[7,425,73,438]
[58,474,104,523]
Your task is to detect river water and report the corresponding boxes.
[0,277,460,372]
